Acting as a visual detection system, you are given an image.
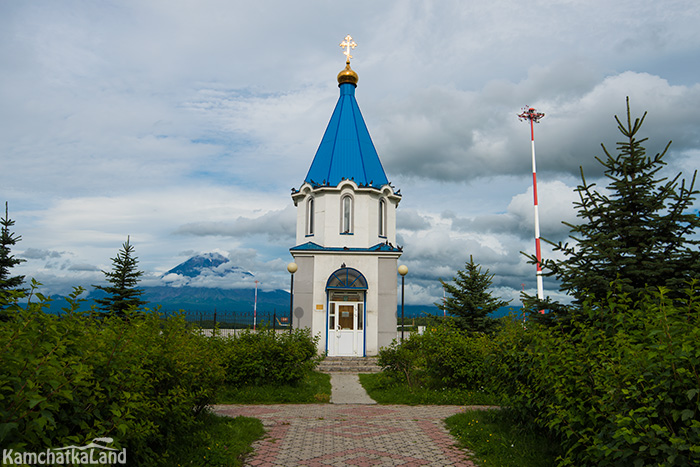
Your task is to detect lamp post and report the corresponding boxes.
[398,265,408,342]
[287,262,297,334]
[253,280,259,331]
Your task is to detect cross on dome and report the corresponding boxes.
[340,35,357,63]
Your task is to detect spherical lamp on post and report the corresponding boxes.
[398,265,408,342]
[287,262,298,334]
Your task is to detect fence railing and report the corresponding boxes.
[161,310,448,332]
[196,328,292,337]
[160,309,291,331]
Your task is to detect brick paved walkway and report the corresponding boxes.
[213,404,487,466]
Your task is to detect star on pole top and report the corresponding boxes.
[340,35,357,63]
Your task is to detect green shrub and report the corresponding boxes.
[218,328,320,387]
[421,325,495,390]
[377,324,495,392]
[0,288,224,465]
[377,332,425,387]
[492,285,700,466]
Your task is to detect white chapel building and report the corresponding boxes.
[289,43,402,357]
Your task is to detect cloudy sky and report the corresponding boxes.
[2,0,699,306]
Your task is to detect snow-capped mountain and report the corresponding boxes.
[164,252,231,278]
[161,252,254,287]
[77,252,285,312]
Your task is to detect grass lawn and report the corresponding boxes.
[445,409,562,467]
[216,371,332,404]
[170,412,264,467]
[358,372,500,406]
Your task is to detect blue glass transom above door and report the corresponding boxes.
[326,267,368,290]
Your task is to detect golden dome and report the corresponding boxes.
[337,61,359,85]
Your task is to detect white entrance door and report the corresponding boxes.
[328,302,364,356]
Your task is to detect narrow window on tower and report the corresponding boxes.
[378,198,386,237]
[306,197,314,236]
[341,195,353,234]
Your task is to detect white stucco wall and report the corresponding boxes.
[293,181,400,249]
[289,251,400,356]
[292,180,401,355]
[290,181,402,356]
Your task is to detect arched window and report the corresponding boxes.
[326,267,368,290]
[341,195,353,234]
[306,197,314,236]
[378,198,386,237]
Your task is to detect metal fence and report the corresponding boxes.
[159,309,291,331]
[162,310,447,332]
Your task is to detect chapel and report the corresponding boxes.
[289,37,402,357]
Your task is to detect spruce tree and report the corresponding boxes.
[93,237,146,315]
[436,256,510,333]
[0,202,26,306]
[538,98,700,305]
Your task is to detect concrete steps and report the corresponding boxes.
[318,356,382,374]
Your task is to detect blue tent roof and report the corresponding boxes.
[303,82,389,188]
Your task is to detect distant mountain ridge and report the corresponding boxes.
[139,285,288,312]
[46,253,520,318]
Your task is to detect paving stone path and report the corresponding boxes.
[329,374,377,404]
[213,404,488,466]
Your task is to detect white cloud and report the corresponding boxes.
[175,206,296,241]
[506,180,580,241]
[376,70,700,184]
[3,0,699,304]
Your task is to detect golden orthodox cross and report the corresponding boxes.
[340,35,357,62]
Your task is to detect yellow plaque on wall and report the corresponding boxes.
[316,304,324,310]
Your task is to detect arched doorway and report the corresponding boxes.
[326,267,367,356]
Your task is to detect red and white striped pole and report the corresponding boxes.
[518,106,545,306]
